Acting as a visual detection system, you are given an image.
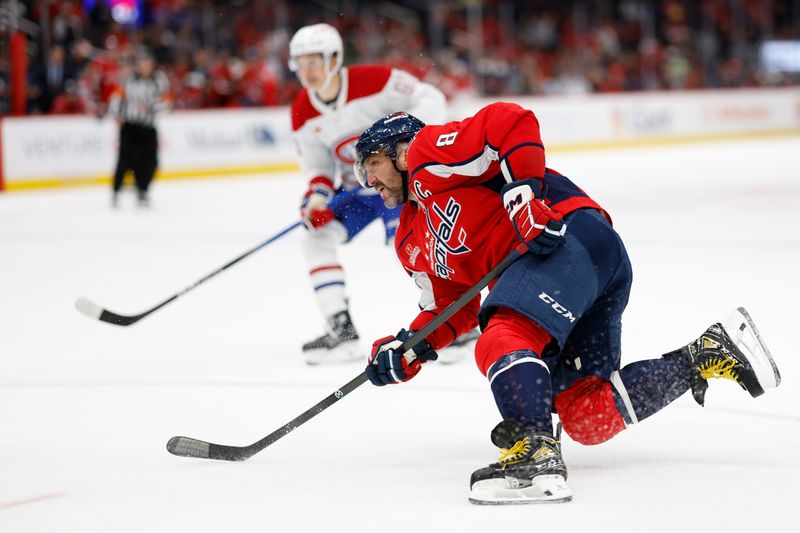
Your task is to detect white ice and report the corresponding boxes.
[1,136,799,532]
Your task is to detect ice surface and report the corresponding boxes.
[1,137,799,532]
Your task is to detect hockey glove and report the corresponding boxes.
[501,178,566,255]
[300,177,335,229]
[366,329,438,386]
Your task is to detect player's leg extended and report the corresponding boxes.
[300,189,381,364]
[555,307,781,445]
[552,214,780,443]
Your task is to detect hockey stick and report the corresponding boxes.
[75,221,303,326]
[166,242,529,461]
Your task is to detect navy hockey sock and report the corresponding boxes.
[613,348,692,423]
[488,351,553,434]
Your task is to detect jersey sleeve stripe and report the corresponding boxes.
[499,141,545,161]
[443,321,458,342]
[411,150,484,178]
[499,159,515,182]
[411,145,500,179]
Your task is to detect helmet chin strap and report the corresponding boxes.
[318,53,343,95]
[319,65,337,94]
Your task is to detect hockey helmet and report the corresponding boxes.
[288,23,343,90]
[354,112,425,188]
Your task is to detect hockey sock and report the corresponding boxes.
[612,348,692,424]
[488,351,553,435]
[302,221,349,318]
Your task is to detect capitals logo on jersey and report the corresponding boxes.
[422,196,471,279]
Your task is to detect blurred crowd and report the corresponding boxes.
[3,0,798,116]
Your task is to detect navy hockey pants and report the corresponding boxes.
[480,208,633,394]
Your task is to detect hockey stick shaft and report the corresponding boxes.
[166,243,528,461]
[396,242,527,352]
[76,221,303,326]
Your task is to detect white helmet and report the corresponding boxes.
[288,23,344,91]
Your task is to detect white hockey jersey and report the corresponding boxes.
[290,65,446,191]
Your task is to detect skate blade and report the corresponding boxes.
[468,475,572,505]
[722,307,781,392]
[304,340,363,366]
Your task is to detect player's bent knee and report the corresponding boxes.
[474,308,551,376]
[555,376,626,445]
[474,329,499,376]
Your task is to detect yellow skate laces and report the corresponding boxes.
[697,335,741,383]
[498,435,559,468]
[698,357,740,382]
[498,437,532,468]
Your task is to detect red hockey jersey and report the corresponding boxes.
[395,102,609,349]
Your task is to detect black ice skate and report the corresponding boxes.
[302,310,361,365]
[686,307,781,406]
[469,419,572,505]
[137,190,151,208]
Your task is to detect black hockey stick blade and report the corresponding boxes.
[167,373,369,461]
[75,221,302,327]
[166,243,527,462]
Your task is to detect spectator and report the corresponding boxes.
[28,44,75,113]
[19,0,800,115]
[51,79,88,114]
[51,0,84,47]
[0,58,10,116]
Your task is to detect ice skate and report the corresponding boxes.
[469,420,572,505]
[302,310,362,365]
[437,328,480,365]
[686,307,781,406]
[137,190,151,208]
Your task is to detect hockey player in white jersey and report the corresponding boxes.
[289,23,477,364]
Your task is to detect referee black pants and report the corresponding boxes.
[113,122,158,193]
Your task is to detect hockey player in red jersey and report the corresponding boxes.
[288,23,479,365]
[353,103,782,504]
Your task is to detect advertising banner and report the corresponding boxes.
[2,88,799,190]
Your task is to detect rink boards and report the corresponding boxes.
[1,87,799,191]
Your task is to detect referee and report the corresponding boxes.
[109,47,171,207]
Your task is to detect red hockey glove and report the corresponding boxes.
[501,179,566,255]
[366,329,438,386]
[300,177,335,229]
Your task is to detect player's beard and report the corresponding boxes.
[379,185,404,208]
